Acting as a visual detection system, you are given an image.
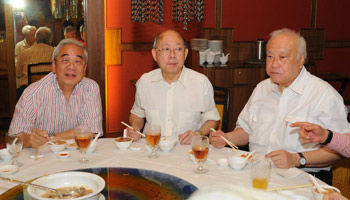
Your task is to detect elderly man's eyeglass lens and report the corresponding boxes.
[156,47,184,56]
[57,58,85,67]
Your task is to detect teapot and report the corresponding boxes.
[199,49,210,65]
[206,51,221,64]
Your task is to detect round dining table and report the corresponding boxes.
[0,138,323,199]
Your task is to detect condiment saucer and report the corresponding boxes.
[0,164,19,175]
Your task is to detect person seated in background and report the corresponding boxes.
[16,26,55,99]
[127,30,220,144]
[78,25,86,47]
[15,25,36,64]
[64,25,77,39]
[210,28,350,185]
[9,39,103,148]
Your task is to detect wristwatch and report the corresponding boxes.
[298,152,307,168]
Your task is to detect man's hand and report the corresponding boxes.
[178,130,200,145]
[209,130,226,148]
[290,122,329,144]
[265,150,299,168]
[324,192,349,200]
[126,126,142,141]
[29,129,49,148]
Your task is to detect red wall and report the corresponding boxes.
[106,0,350,133]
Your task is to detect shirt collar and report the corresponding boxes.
[151,66,187,87]
[272,66,307,95]
[51,73,82,95]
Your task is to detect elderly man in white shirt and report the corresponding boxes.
[210,28,350,185]
[127,30,220,145]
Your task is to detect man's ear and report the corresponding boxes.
[151,49,157,62]
[299,55,305,69]
[52,60,56,73]
[184,48,189,60]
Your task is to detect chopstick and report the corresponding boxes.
[121,121,145,137]
[210,128,238,150]
[267,183,314,191]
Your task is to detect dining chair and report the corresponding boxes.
[213,85,230,132]
[27,62,52,85]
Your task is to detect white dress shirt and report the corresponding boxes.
[131,66,220,137]
[237,67,350,172]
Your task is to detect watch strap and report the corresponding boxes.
[321,129,333,145]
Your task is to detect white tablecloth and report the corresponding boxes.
[0,138,319,199]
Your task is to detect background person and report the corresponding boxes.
[210,28,350,185]
[127,30,220,145]
[64,25,77,39]
[9,39,103,148]
[15,25,36,64]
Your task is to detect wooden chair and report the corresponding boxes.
[213,86,230,132]
[27,62,52,85]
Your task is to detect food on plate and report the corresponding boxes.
[41,186,92,199]
[115,137,132,142]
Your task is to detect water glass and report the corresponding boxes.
[6,132,23,166]
[74,127,92,163]
[250,158,271,190]
[145,124,161,158]
[191,135,209,174]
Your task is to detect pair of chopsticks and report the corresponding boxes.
[121,121,145,137]
[267,183,314,191]
[210,128,238,150]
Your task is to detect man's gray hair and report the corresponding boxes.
[64,25,76,34]
[35,27,52,45]
[52,39,88,63]
[22,25,36,36]
[268,28,307,61]
[152,31,188,49]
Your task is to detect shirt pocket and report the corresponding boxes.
[178,112,201,133]
[282,116,306,151]
[145,109,160,126]
[248,112,276,146]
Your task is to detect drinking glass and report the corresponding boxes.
[145,124,161,158]
[74,127,92,163]
[191,135,209,174]
[6,132,23,166]
[250,157,271,190]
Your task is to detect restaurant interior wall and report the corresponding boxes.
[105,0,350,133]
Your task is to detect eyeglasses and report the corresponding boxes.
[56,58,85,67]
[155,47,185,56]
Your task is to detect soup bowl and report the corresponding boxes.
[0,149,13,161]
[114,137,133,150]
[159,137,177,152]
[311,185,341,200]
[227,156,248,170]
[48,140,66,152]
[27,171,105,200]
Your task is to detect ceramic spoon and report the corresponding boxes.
[308,174,327,193]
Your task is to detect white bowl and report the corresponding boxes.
[0,149,13,161]
[159,137,177,152]
[219,57,228,64]
[227,156,248,170]
[86,141,98,154]
[48,140,67,152]
[311,185,341,200]
[114,137,133,150]
[27,171,105,200]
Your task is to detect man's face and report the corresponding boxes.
[52,44,86,89]
[265,33,304,89]
[151,31,188,77]
[26,29,36,45]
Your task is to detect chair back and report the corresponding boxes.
[213,86,230,132]
[27,62,52,84]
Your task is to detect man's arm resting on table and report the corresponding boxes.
[199,120,219,136]
[299,147,342,168]
[23,129,75,148]
[225,128,249,146]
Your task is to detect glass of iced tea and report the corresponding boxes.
[145,124,161,158]
[191,135,209,174]
[74,127,93,163]
[250,157,271,190]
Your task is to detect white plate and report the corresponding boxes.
[0,165,19,175]
[274,168,302,178]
